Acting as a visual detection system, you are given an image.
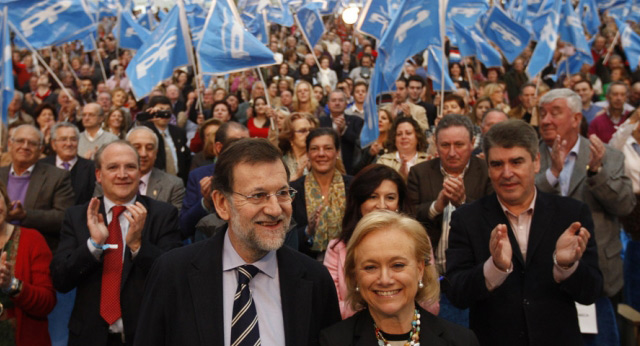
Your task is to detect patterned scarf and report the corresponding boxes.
[305,169,346,252]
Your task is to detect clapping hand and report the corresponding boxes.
[490,224,512,272]
[555,222,590,268]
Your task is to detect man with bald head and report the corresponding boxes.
[0,124,75,250]
[78,103,119,159]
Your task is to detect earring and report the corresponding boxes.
[418,280,424,289]
[355,286,359,292]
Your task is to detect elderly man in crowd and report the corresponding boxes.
[78,103,119,159]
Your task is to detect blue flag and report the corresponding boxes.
[81,30,97,51]
[115,10,151,50]
[158,9,167,21]
[616,19,640,72]
[577,0,601,36]
[377,0,442,89]
[360,59,385,148]
[559,0,592,62]
[356,0,391,40]
[126,6,189,99]
[197,0,276,74]
[447,0,489,28]
[526,8,560,77]
[482,6,531,63]
[266,2,294,26]
[189,13,208,47]
[1,7,13,124]
[296,3,325,48]
[629,0,640,22]
[243,11,269,45]
[453,19,503,67]
[8,0,96,49]
[426,45,457,91]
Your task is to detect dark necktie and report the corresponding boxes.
[231,265,261,346]
[62,161,70,170]
[100,205,126,325]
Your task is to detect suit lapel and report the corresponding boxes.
[567,137,589,197]
[24,163,46,208]
[482,195,525,267]
[278,248,313,345]
[525,192,553,264]
[188,230,225,345]
[121,196,147,286]
[146,169,163,200]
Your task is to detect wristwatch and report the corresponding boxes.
[2,277,23,297]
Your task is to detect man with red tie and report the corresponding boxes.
[50,140,182,346]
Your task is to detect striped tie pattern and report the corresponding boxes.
[231,265,261,346]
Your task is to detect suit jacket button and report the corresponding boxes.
[523,298,529,305]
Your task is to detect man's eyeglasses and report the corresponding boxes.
[11,138,40,148]
[233,188,297,204]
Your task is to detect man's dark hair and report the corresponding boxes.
[407,75,425,87]
[435,114,474,142]
[147,95,171,108]
[306,127,341,152]
[520,82,536,94]
[483,119,539,160]
[481,108,508,123]
[353,81,368,91]
[214,121,248,147]
[395,77,407,87]
[212,138,289,194]
[443,94,465,109]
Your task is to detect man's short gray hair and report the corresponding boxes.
[51,122,80,141]
[539,88,581,114]
[126,126,159,150]
[13,124,44,146]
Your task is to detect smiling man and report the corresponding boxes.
[446,120,602,345]
[134,138,340,346]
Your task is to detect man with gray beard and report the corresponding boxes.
[134,139,340,346]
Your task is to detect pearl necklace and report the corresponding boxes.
[374,308,421,346]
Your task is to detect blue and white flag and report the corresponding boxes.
[81,30,97,51]
[157,9,167,21]
[577,0,600,36]
[527,0,547,14]
[616,19,640,72]
[453,19,502,67]
[482,6,531,63]
[426,45,457,91]
[629,0,640,22]
[597,0,626,11]
[356,0,391,40]
[566,50,592,74]
[559,0,592,61]
[526,8,560,77]
[360,59,385,148]
[8,0,96,49]
[296,3,325,48]
[197,0,276,74]
[1,7,13,124]
[376,0,442,89]
[243,11,269,45]
[115,10,151,50]
[447,0,488,28]
[126,6,189,99]
[189,13,208,47]
[266,2,294,26]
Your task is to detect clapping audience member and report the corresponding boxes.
[278,112,318,182]
[376,117,430,180]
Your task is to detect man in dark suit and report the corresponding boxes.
[134,138,341,346]
[50,141,182,346]
[143,96,190,183]
[318,90,363,175]
[0,124,75,251]
[446,120,602,345]
[41,122,95,206]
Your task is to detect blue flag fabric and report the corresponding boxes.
[243,11,269,45]
[158,9,167,21]
[296,4,325,48]
[426,45,458,91]
[453,19,503,67]
[115,10,151,50]
[526,7,560,77]
[616,19,640,72]
[197,0,276,74]
[356,0,391,41]
[482,6,531,63]
[8,0,96,50]
[559,0,592,62]
[1,7,13,124]
[126,6,189,99]
[266,3,294,26]
[360,59,385,148]
[447,0,489,28]
[577,0,601,36]
[376,0,442,89]
[189,13,207,47]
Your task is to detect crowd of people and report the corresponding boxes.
[0,6,640,346]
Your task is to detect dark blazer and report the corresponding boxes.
[318,114,364,175]
[143,123,191,184]
[319,306,479,346]
[40,155,95,206]
[446,191,603,346]
[0,161,75,250]
[50,196,182,346]
[133,226,342,346]
[180,163,215,239]
[290,174,353,256]
[407,156,493,248]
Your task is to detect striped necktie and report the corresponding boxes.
[231,265,261,346]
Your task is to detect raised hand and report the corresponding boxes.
[87,197,109,245]
[555,222,590,268]
[124,202,147,252]
[490,224,512,272]
[550,135,569,178]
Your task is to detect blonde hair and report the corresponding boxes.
[292,80,319,114]
[344,210,440,311]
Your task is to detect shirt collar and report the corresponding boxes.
[85,127,104,142]
[103,195,137,214]
[140,170,152,187]
[222,229,278,279]
[439,160,471,179]
[498,188,537,217]
[10,163,36,177]
[56,155,78,170]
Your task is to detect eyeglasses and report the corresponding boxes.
[54,136,79,143]
[11,138,40,148]
[233,188,297,204]
[294,128,310,134]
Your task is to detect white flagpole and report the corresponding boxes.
[439,0,448,118]
[177,0,204,115]
[91,35,109,83]
[8,22,74,100]
[293,9,323,74]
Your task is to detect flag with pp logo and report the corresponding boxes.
[447,0,489,28]
[296,3,325,48]
[1,7,12,124]
[8,0,96,49]
[577,0,600,36]
[616,19,640,72]
[453,19,502,67]
[426,45,457,91]
[526,5,560,77]
[482,5,531,63]
[115,10,151,50]
[189,13,208,47]
[197,0,276,74]
[126,6,189,99]
[559,0,592,61]
[266,1,294,26]
[356,0,391,40]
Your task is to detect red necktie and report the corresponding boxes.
[100,205,127,325]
